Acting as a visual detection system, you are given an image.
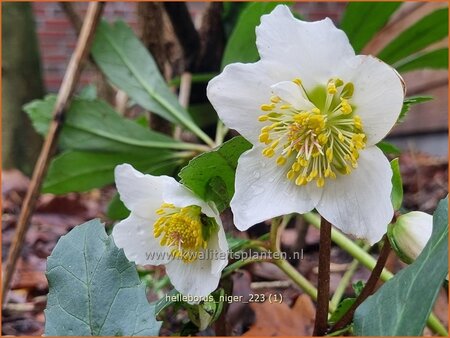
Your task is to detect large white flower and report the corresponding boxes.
[207,5,405,244]
[112,164,228,298]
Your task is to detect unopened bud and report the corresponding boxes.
[387,211,432,264]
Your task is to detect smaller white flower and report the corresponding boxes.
[388,211,433,264]
[112,164,228,298]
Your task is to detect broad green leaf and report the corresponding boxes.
[179,136,252,212]
[329,298,355,325]
[398,96,433,122]
[43,151,178,194]
[24,95,185,152]
[390,158,403,211]
[221,2,285,68]
[394,48,448,73]
[377,8,448,64]
[376,141,401,155]
[45,219,161,336]
[354,197,448,335]
[340,2,401,53]
[107,193,130,221]
[92,21,191,126]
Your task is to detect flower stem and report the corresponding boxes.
[330,244,369,310]
[273,258,318,301]
[330,236,391,332]
[313,217,332,336]
[214,120,228,146]
[304,212,448,336]
[221,258,266,279]
[304,212,393,280]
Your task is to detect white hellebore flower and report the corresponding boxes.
[207,5,405,244]
[388,211,433,264]
[112,164,228,298]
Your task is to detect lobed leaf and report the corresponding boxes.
[179,136,252,212]
[45,219,162,336]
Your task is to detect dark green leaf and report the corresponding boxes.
[221,2,286,68]
[394,48,448,73]
[376,141,401,155]
[352,281,365,297]
[92,21,192,126]
[377,8,448,64]
[45,219,161,336]
[179,136,252,212]
[107,193,130,221]
[354,197,448,335]
[390,158,403,211]
[43,151,178,194]
[340,2,401,53]
[329,298,355,325]
[398,96,433,122]
[24,95,184,153]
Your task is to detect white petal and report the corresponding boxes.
[209,224,229,275]
[115,163,172,218]
[207,61,277,145]
[256,5,355,87]
[230,146,322,231]
[316,146,393,245]
[165,258,221,298]
[271,81,315,110]
[163,179,216,218]
[112,213,171,265]
[338,55,405,146]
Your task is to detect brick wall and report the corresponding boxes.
[32,2,345,93]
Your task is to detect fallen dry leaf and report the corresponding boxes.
[244,294,315,336]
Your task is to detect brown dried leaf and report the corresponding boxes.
[244,294,315,336]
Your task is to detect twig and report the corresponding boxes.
[250,280,291,289]
[173,72,193,141]
[313,217,332,336]
[330,236,391,333]
[1,2,105,306]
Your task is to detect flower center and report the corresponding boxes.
[153,203,217,263]
[258,78,366,188]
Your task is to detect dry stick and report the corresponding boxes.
[1,2,105,306]
[330,236,392,333]
[313,218,332,336]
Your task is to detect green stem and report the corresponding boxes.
[303,212,448,336]
[221,258,265,279]
[274,259,318,304]
[304,212,393,281]
[330,244,370,309]
[214,120,227,146]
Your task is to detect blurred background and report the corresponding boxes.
[2,2,448,335]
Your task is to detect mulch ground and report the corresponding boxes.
[1,150,448,336]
